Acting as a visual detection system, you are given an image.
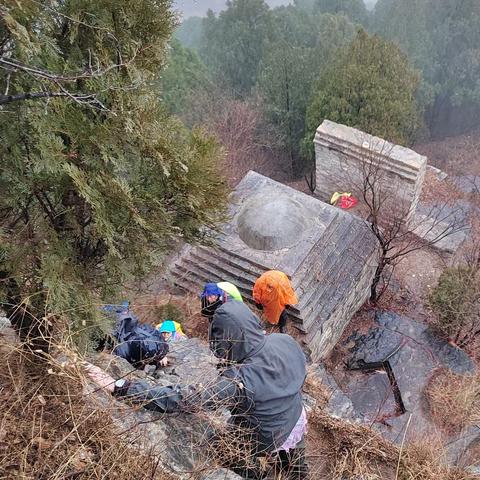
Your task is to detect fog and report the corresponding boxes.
[174,0,292,18]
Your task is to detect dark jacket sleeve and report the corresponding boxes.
[184,376,243,411]
[118,376,244,413]
[121,380,183,413]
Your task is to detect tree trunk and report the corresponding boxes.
[370,260,386,304]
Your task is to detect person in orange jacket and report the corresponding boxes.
[253,270,298,333]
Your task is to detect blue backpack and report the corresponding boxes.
[104,303,168,367]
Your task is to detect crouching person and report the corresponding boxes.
[87,301,307,479]
[204,301,307,479]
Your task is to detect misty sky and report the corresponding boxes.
[174,1,291,18]
[174,0,378,18]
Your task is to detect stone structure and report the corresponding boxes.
[314,120,427,221]
[168,171,379,361]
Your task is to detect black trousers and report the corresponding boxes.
[256,303,289,333]
[278,309,288,333]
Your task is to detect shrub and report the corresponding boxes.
[429,266,480,347]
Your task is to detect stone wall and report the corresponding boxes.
[314,120,427,221]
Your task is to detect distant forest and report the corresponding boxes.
[175,0,378,17]
[163,0,480,177]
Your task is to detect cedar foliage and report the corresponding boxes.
[0,0,227,346]
[304,29,421,157]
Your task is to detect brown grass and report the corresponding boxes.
[0,336,173,480]
[307,407,476,479]
[425,369,480,435]
[131,292,209,340]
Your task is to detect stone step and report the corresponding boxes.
[214,244,268,273]
[171,262,303,324]
[179,258,256,303]
[190,247,302,316]
[193,247,263,283]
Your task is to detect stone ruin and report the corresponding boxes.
[168,171,379,361]
[313,120,427,221]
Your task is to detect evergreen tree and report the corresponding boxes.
[304,30,421,157]
[175,16,204,50]
[258,10,356,173]
[0,0,227,347]
[160,40,211,115]
[373,0,480,136]
[200,0,273,95]
[315,0,369,25]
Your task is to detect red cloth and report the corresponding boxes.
[339,195,358,209]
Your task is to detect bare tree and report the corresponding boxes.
[326,136,468,303]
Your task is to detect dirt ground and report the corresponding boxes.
[415,130,480,176]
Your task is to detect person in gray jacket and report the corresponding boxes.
[91,301,308,479]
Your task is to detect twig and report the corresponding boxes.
[395,412,412,480]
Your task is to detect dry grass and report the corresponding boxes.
[307,407,476,480]
[131,292,209,340]
[2,304,479,480]
[0,334,173,480]
[425,369,480,435]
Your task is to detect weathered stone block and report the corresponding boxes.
[314,120,427,221]
[168,172,379,361]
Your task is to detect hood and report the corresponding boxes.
[209,301,265,362]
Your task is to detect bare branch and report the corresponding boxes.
[0,91,94,105]
[0,57,127,82]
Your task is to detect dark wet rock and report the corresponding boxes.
[157,337,219,385]
[88,340,232,478]
[345,311,475,443]
[310,364,362,421]
[445,425,480,467]
[346,371,397,423]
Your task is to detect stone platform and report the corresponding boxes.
[168,171,379,361]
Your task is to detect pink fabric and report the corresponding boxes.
[275,407,307,452]
[83,361,115,392]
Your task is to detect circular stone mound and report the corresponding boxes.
[236,191,312,251]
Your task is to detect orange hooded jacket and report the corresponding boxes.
[253,270,298,325]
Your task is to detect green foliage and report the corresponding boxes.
[258,9,356,173]
[200,0,273,95]
[0,0,227,344]
[373,0,480,135]
[429,266,480,346]
[175,16,204,50]
[304,30,421,158]
[160,39,211,115]
[315,0,368,25]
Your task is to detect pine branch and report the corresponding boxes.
[0,57,128,82]
[0,91,93,105]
